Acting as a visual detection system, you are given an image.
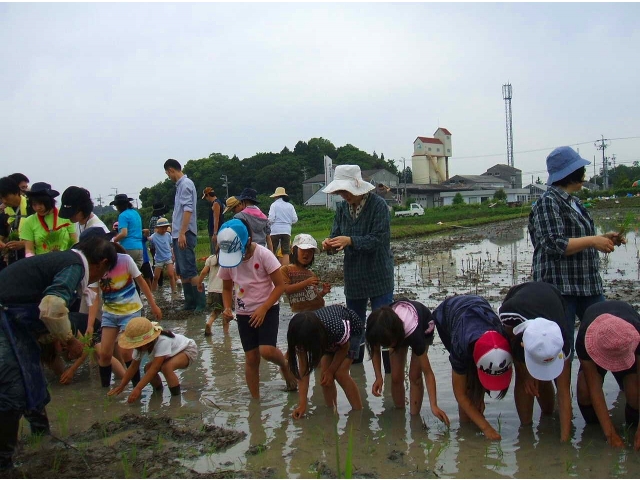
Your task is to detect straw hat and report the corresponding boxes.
[155,217,170,227]
[270,187,288,198]
[223,196,241,214]
[117,317,162,350]
[322,165,375,195]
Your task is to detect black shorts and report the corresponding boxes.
[141,262,154,280]
[236,304,280,352]
[271,234,292,254]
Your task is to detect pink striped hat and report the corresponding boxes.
[585,314,640,372]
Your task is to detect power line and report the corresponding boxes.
[453,136,640,160]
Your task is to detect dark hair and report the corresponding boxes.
[77,198,94,218]
[280,196,290,203]
[286,312,329,379]
[509,332,525,364]
[8,173,29,185]
[113,243,127,254]
[0,176,20,197]
[291,246,314,267]
[163,159,182,171]
[115,202,133,212]
[160,330,175,338]
[30,195,55,212]
[237,217,253,243]
[552,166,585,187]
[365,307,406,359]
[75,237,118,270]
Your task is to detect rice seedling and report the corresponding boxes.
[344,425,354,479]
[55,408,70,437]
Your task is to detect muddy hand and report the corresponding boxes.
[108,385,124,397]
[372,378,383,397]
[292,404,307,420]
[483,426,501,441]
[432,406,450,427]
[127,387,142,403]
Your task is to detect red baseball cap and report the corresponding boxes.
[473,331,513,391]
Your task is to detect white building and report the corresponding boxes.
[411,128,452,184]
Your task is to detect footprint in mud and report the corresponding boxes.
[387,449,405,462]
[246,443,267,456]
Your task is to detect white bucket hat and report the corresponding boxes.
[513,317,565,381]
[322,165,375,195]
[291,233,319,253]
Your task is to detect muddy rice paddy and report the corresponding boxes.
[6,208,640,478]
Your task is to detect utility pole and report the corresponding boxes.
[595,135,609,190]
[220,175,229,199]
[96,195,104,207]
[401,157,407,202]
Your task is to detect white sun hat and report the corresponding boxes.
[291,233,320,253]
[322,165,375,195]
[513,317,565,381]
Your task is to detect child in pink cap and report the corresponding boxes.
[365,300,449,425]
[575,300,640,449]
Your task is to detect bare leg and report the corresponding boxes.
[160,352,190,388]
[259,345,297,390]
[245,348,261,399]
[408,353,424,415]
[320,355,338,407]
[334,357,362,411]
[390,347,408,409]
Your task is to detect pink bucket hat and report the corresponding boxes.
[585,314,640,372]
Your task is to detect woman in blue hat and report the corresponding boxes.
[528,146,624,338]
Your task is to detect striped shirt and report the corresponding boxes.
[528,186,603,296]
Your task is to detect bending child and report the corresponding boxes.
[432,295,513,440]
[287,305,364,419]
[108,316,198,402]
[366,300,449,425]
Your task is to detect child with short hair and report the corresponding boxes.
[366,300,449,424]
[196,247,226,336]
[280,233,330,313]
[218,218,297,398]
[149,218,177,295]
[287,305,364,419]
[107,316,198,402]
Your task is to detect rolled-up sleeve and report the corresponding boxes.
[350,200,390,252]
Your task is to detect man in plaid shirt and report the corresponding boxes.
[528,147,624,350]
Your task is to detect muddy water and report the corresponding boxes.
[37,215,640,478]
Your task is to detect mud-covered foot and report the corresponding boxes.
[204,324,212,336]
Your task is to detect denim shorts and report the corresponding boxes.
[101,309,142,331]
[172,231,198,279]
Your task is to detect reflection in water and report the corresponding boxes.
[41,220,640,478]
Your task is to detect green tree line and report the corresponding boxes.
[138,137,404,221]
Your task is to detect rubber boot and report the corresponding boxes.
[169,385,181,396]
[125,361,141,387]
[0,410,21,470]
[194,285,207,313]
[99,364,112,387]
[181,283,196,311]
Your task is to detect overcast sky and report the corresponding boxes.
[2,2,639,205]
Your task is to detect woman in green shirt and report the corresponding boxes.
[20,182,76,256]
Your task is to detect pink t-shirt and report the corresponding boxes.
[218,244,281,315]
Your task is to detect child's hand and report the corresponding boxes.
[107,385,125,397]
[197,283,204,292]
[249,306,268,327]
[482,425,501,441]
[305,277,319,287]
[372,378,384,396]
[60,368,76,385]
[127,387,142,403]
[222,308,234,322]
[151,305,162,320]
[431,405,450,427]
[320,370,334,387]
[321,282,331,295]
[292,403,307,419]
[607,432,625,448]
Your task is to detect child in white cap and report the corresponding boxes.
[280,233,331,313]
[500,281,572,442]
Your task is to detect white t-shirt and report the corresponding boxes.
[133,333,190,361]
[205,255,223,293]
[77,214,109,237]
[218,244,281,315]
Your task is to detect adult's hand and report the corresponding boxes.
[591,236,615,253]
[178,232,187,249]
[325,236,352,252]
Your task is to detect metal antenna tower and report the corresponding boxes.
[502,83,514,167]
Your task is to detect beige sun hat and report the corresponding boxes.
[291,233,320,253]
[270,187,288,198]
[322,165,375,195]
[223,196,241,214]
[117,317,162,350]
[155,217,170,227]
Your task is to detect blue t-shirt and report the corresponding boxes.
[150,232,173,263]
[118,209,143,250]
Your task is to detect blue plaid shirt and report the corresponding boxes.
[329,193,394,299]
[528,186,603,296]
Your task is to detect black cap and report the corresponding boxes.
[237,187,259,204]
[59,186,91,219]
[79,226,115,242]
